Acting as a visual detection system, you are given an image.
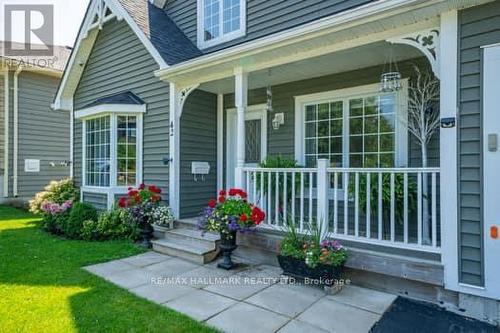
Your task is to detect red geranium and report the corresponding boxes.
[240,214,247,222]
[219,190,226,196]
[218,195,225,203]
[208,199,217,208]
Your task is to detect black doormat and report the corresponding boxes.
[370,297,499,333]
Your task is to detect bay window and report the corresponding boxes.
[82,113,142,189]
[296,82,408,169]
[198,0,246,48]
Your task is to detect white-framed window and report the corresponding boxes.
[197,0,246,49]
[295,81,408,169]
[79,111,143,190]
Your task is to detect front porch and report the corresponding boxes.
[162,4,459,291]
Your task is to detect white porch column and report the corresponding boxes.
[169,83,181,218]
[234,68,248,188]
[439,10,459,292]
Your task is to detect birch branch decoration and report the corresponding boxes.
[407,65,440,154]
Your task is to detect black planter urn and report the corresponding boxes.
[139,221,154,248]
[277,255,343,286]
[217,231,237,270]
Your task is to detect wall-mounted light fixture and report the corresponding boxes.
[272,113,284,130]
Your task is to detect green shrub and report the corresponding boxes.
[62,202,98,239]
[41,212,69,235]
[81,208,139,241]
[29,179,79,214]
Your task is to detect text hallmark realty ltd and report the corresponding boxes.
[150,276,352,287]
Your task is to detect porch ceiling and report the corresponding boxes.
[198,42,422,94]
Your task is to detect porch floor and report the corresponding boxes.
[85,252,397,333]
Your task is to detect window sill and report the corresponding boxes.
[197,30,246,49]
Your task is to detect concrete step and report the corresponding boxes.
[165,228,220,249]
[174,218,199,230]
[152,237,220,264]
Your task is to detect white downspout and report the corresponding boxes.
[13,66,22,197]
[69,97,74,179]
[3,66,9,198]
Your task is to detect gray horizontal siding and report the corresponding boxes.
[165,0,374,52]
[180,89,217,218]
[457,1,500,286]
[17,72,70,199]
[223,57,437,171]
[82,191,108,210]
[74,19,170,205]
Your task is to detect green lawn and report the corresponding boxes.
[0,206,217,333]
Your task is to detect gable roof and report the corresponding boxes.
[83,91,145,108]
[118,0,201,65]
[1,41,71,73]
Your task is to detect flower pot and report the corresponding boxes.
[139,222,154,248]
[217,231,238,270]
[277,255,343,286]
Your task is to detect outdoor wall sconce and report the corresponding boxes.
[272,113,284,130]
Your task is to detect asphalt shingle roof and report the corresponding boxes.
[83,91,145,108]
[0,42,71,72]
[117,0,202,65]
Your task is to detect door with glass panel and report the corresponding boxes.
[226,106,267,189]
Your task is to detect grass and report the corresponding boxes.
[0,206,218,333]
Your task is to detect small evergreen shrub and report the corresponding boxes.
[62,202,98,239]
[81,208,139,241]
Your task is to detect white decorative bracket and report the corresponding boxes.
[83,0,123,38]
[177,84,200,117]
[387,28,440,79]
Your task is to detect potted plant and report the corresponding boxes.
[118,184,162,248]
[198,188,265,269]
[278,220,347,289]
[151,205,175,238]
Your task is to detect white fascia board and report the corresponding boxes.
[75,104,146,119]
[156,0,441,80]
[54,0,168,111]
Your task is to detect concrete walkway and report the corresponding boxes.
[85,252,396,333]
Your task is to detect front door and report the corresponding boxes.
[226,105,267,189]
[482,44,500,299]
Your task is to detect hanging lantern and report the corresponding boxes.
[380,45,402,93]
[266,85,273,112]
[380,72,402,92]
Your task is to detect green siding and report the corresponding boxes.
[74,19,170,205]
[82,191,108,210]
[17,72,70,199]
[180,90,217,218]
[457,1,500,286]
[223,58,438,176]
[166,0,374,52]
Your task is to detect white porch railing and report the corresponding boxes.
[242,159,441,253]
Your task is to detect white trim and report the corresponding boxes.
[226,104,267,188]
[75,104,146,119]
[439,10,461,295]
[69,98,74,178]
[13,66,22,197]
[481,44,500,300]
[157,0,447,81]
[217,94,224,193]
[54,0,168,111]
[294,81,409,167]
[3,67,9,198]
[169,84,180,218]
[196,0,246,49]
[81,112,144,209]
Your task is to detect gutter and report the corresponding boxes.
[3,65,8,198]
[13,66,22,197]
[155,0,441,80]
